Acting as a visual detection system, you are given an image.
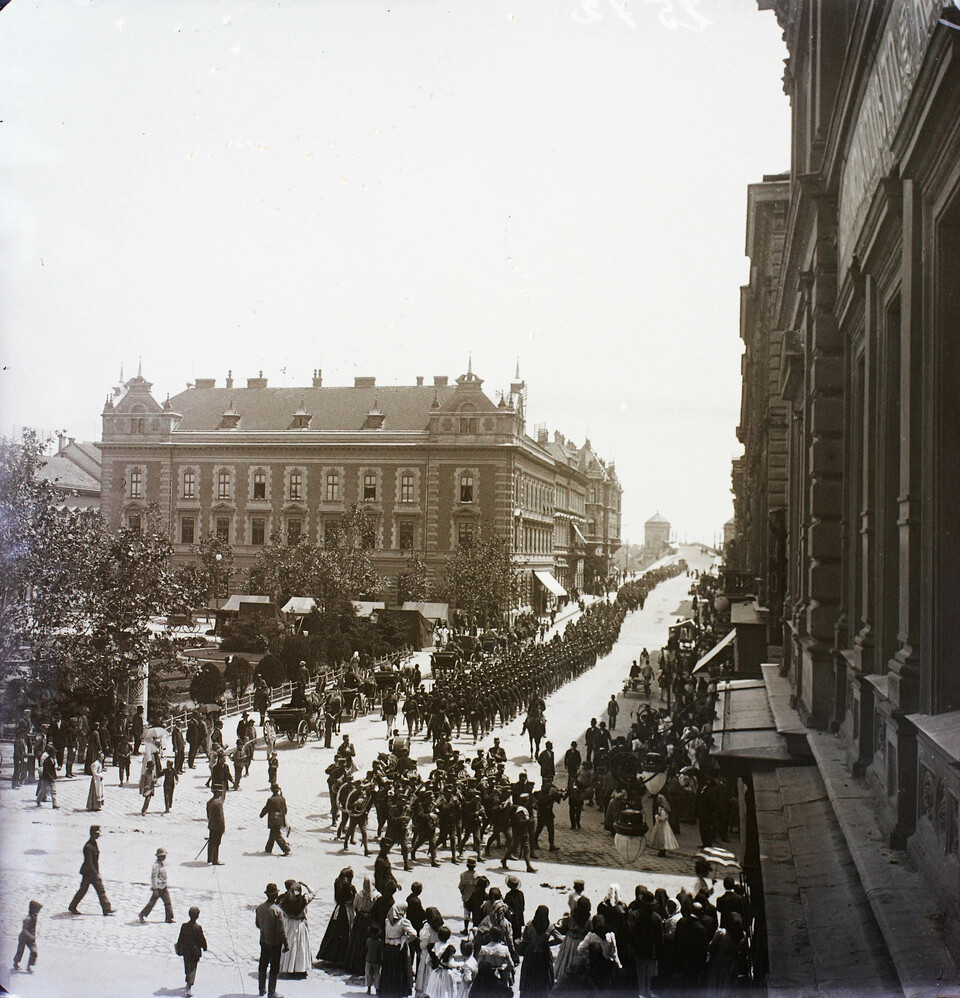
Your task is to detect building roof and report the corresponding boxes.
[646,512,669,524]
[36,448,101,495]
[167,385,460,433]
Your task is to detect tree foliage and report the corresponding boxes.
[189,662,226,706]
[224,654,253,699]
[442,530,521,627]
[195,534,236,604]
[248,503,385,610]
[0,434,189,715]
[396,552,429,605]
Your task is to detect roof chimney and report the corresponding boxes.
[433,376,448,387]
[195,378,216,389]
[354,376,376,388]
[247,371,268,388]
[225,370,234,389]
[313,369,323,388]
[416,376,424,387]
[537,425,549,446]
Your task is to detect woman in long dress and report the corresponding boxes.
[86,752,105,811]
[518,905,555,998]
[316,867,355,966]
[552,896,591,984]
[344,876,380,975]
[650,794,679,857]
[380,901,417,998]
[415,906,443,998]
[278,880,315,978]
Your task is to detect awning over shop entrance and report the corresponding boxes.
[572,525,588,545]
[692,628,736,673]
[534,570,567,597]
[711,678,798,763]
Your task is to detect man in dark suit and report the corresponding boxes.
[537,741,556,783]
[187,714,203,769]
[716,875,749,927]
[171,722,186,774]
[255,882,287,997]
[260,785,290,855]
[206,790,225,865]
[68,825,114,915]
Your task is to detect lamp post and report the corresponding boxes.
[214,552,223,612]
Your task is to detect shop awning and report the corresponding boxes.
[534,570,567,597]
[573,525,588,545]
[692,628,735,673]
[281,596,317,616]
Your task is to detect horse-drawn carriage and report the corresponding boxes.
[431,649,459,679]
[267,699,322,747]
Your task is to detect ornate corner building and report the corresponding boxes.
[98,362,621,609]
[731,0,960,984]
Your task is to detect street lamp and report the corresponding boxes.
[214,552,223,612]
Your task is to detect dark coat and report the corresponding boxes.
[206,797,225,834]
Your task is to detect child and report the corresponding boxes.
[12,899,41,973]
[452,938,477,998]
[267,752,279,787]
[163,760,178,813]
[115,737,132,786]
[141,760,156,815]
[364,924,383,994]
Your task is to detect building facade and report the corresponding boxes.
[99,363,618,611]
[732,0,960,969]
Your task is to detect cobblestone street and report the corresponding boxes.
[0,550,717,997]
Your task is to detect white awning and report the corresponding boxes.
[692,628,735,673]
[534,570,567,597]
[572,525,588,545]
[281,597,317,616]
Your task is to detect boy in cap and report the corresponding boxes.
[12,899,41,973]
[140,847,174,922]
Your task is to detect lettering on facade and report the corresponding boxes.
[837,0,941,273]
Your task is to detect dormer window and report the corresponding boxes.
[459,403,478,434]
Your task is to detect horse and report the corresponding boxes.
[522,712,547,760]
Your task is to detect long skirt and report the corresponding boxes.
[316,904,353,966]
[518,948,554,998]
[344,908,373,975]
[650,815,679,852]
[279,914,311,977]
[470,962,512,997]
[552,933,581,984]
[86,774,104,811]
[379,942,411,998]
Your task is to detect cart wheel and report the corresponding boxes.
[296,721,308,747]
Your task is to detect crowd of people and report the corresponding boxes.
[6,556,760,996]
[308,863,750,998]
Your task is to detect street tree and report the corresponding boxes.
[396,552,428,605]
[441,529,521,627]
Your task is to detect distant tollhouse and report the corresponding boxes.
[98,361,622,606]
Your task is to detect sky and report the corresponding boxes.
[0,0,790,544]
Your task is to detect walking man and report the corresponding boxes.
[171,722,186,774]
[206,789,225,865]
[139,847,174,923]
[175,906,208,998]
[36,743,59,809]
[256,883,287,998]
[260,784,291,855]
[68,825,114,915]
[606,694,619,731]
